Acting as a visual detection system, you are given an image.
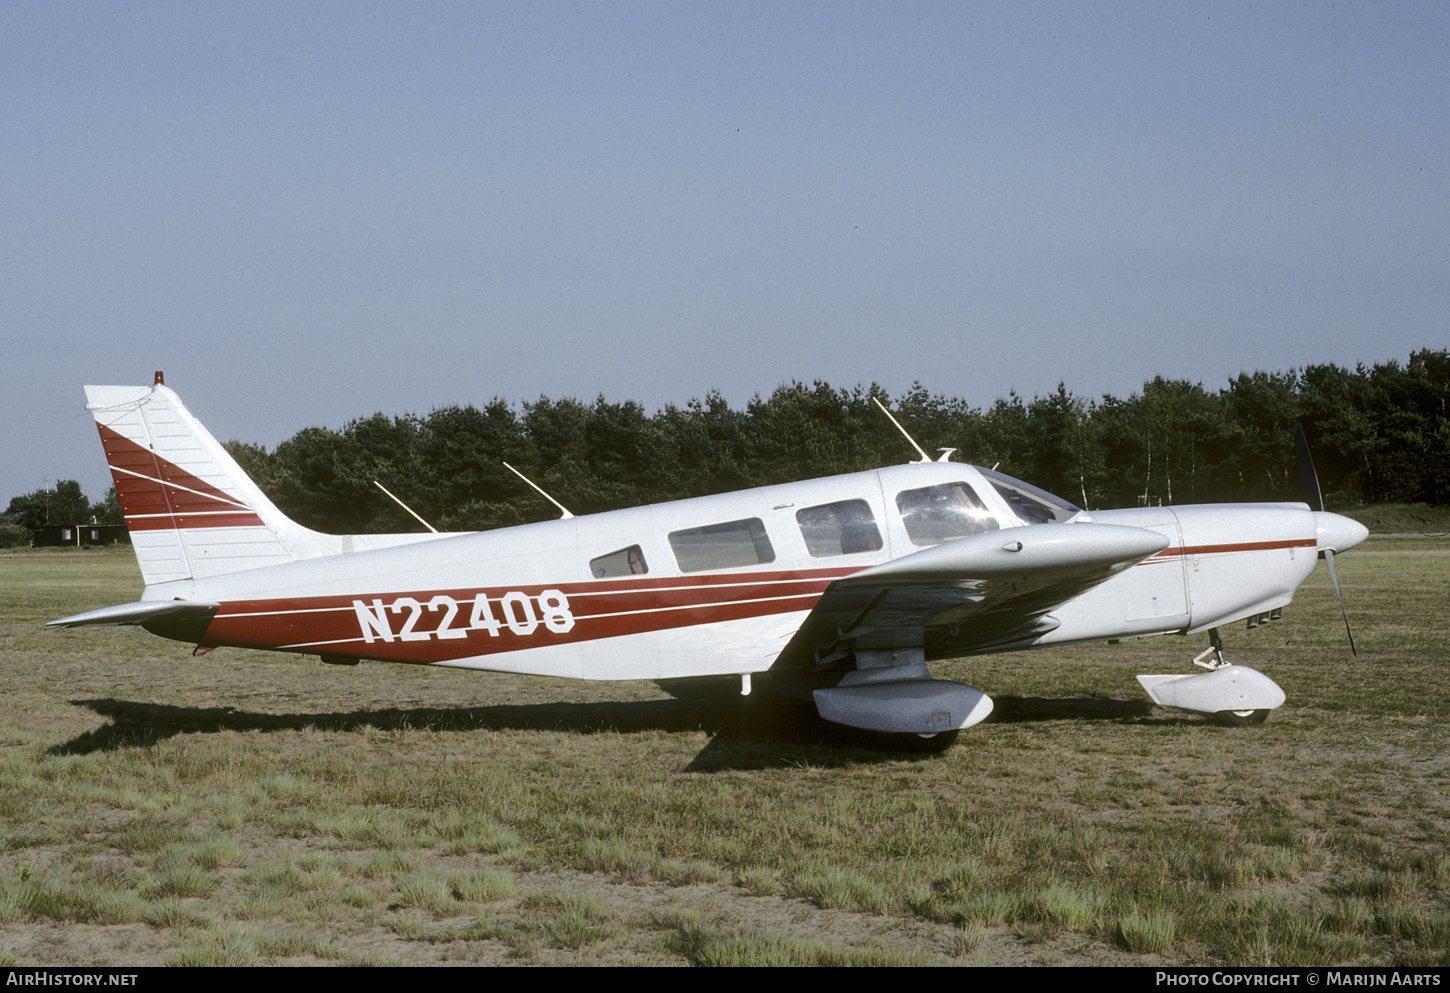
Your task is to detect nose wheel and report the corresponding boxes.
[1214,708,1269,726]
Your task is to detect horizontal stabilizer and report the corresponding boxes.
[1137,666,1285,714]
[48,600,220,628]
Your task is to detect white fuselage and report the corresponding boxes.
[143,461,1333,681]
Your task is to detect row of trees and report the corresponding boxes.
[5,350,1444,541]
[232,349,1446,535]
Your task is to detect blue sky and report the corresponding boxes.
[4,2,1446,508]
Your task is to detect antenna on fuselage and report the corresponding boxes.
[373,480,439,533]
[871,397,954,463]
[503,462,575,519]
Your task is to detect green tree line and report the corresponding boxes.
[5,349,1444,544]
[230,349,1448,534]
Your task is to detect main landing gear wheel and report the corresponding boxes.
[897,729,960,753]
[1213,709,1269,727]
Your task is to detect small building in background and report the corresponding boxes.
[31,524,131,548]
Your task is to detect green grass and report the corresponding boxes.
[1,539,1447,964]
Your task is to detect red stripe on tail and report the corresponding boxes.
[97,424,266,532]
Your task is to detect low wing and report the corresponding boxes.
[774,522,1169,670]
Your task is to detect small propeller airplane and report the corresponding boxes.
[49,374,1368,750]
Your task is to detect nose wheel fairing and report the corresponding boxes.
[1136,666,1286,717]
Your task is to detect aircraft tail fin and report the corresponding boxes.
[85,377,330,585]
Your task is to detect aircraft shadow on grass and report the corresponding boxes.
[54,690,1168,772]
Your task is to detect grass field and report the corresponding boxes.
[1,538,1447,966]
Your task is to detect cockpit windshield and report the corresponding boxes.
[977,467,1081,525]
[895,482,999,545]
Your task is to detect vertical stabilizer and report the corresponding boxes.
[85,383,324,584]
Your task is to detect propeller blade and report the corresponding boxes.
[1293,422,1323,512]
[1296,422,1359,656]
[1323,549,1358,657]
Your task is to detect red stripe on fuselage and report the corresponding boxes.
[1155,538,1317,557]
[197,567,860,664]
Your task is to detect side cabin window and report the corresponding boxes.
[895,482,999,546]
[977,467,1080,525]
[590,545,649,578]
[796,499,882,557]
[669,518,775,573]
